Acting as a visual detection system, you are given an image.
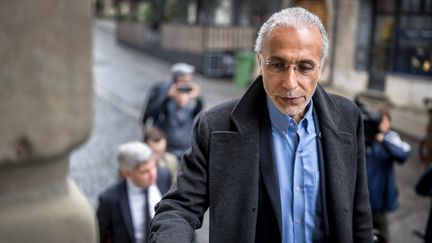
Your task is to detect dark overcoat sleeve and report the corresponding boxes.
[353,110,374,243]
[149,111,210,243]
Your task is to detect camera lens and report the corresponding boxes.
[177,85,192,93]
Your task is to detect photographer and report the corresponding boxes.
[142,63,204,159]
[364,107,412,242]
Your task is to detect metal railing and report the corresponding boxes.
[161,23,255,54]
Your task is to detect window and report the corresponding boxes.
[355,0,432,78]
[393,15,432,76]
[401,0,421,12]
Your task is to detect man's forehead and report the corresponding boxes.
[264,25,321,45]
[261,25,322,59]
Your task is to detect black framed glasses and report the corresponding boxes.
[259,53,320,80]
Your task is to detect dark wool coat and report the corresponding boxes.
[150,76,373,243]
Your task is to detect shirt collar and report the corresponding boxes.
[266,96,314,134]
[126,178,145,194]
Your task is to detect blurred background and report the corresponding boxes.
[1,0,431,242]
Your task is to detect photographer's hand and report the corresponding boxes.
[188,82,200,99]
[168,83,178,98]
[375,133,385,142]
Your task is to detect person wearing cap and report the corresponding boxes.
[96,141,172,243]
[142,62,204,159]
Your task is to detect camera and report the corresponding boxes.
[362,110,382,141]
[176,84,193,93]
[354,96,382,141]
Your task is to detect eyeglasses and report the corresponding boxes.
[259,53,320,79]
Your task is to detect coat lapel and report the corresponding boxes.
[313,109,330,238]
[119,181,135,243]
[232,77,282,232]
[259,112,282,233]
[312,85,356,239]
[312,85,353,176]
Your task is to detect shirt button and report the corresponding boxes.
[295,218,304,224]
[296,186,302,191]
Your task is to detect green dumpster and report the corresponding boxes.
[234,51,255,88]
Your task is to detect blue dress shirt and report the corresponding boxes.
[267,96,325,243]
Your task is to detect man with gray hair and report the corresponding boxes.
[97,141,171,243]
[150,7,372,243]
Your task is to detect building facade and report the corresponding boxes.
[114,0,431,108]
[212,0,432,109]
[322,0,431,109]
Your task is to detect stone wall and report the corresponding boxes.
[0,1,97,242]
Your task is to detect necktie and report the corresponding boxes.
[143,188,151,243]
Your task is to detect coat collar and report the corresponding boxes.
[311,84,342,136]
[229,76,345,237]
[231,76,342,135]
[231,76,267,133]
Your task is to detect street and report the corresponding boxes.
[70,20,430,243]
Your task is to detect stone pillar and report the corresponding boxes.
[0,1,97,242]
[332,0,368,95]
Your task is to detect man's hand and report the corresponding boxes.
[375,133,385,142]
[187,82,200,99]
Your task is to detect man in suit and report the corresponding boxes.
[97,141,171,243]
[149,7,373,243]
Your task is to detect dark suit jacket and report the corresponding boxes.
[150,76,373,243]
[97,167,172,243]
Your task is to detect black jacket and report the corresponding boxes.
[149,76,373,243]
[97,167,171,243]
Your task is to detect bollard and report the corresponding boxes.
[420,98,432,164]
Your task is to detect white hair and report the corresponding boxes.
[254,7,329,65]
[117,141,154,171]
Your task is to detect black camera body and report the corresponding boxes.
[362,111,382,141]
[177,84,193,93]
[354,96,382,141]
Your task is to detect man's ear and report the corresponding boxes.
[121,170,130,179]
